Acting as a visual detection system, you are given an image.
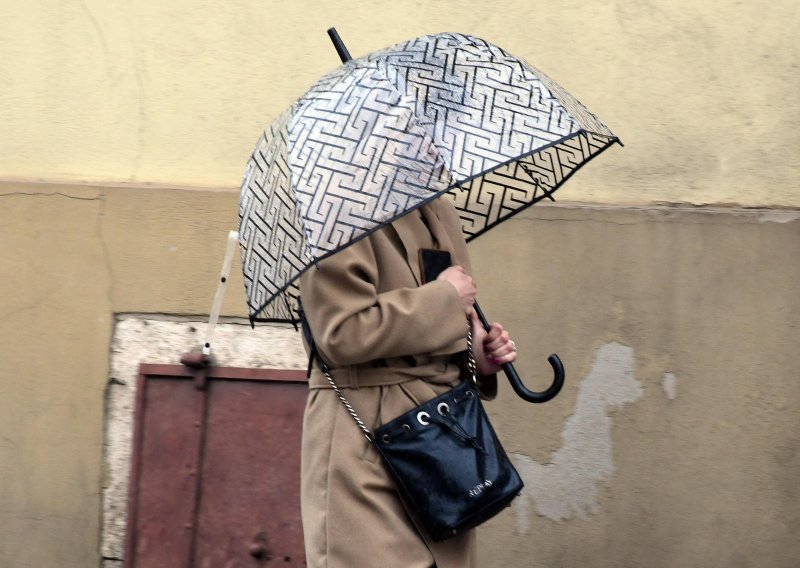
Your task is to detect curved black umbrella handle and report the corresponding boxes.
[473,302,564,404]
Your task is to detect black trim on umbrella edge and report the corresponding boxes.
[245,131,622,324]
[464,135,623,244]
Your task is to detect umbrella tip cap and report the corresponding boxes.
[327,27,352,63]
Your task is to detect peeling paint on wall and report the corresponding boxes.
[662,372,678,400]
[758,211,800,224]
[512,342,643,529]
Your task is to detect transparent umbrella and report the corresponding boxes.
[239,29,621,402]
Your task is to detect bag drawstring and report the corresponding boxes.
[428,413,488,455]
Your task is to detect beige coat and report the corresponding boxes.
[299,198,495,567]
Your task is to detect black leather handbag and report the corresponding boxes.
[373,375,524,541]
[312,327,524,542]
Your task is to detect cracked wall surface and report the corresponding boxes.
[0,190,111,567]
[0,182,245,566]
[2,1,799,565]
[468,204,800,567]
[1,0,799,207]
[1,181,799,567]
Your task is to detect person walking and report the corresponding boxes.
[299,197,517,567]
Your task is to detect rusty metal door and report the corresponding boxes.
[125,365,308,567]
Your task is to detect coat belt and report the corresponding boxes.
[308,358,461,390]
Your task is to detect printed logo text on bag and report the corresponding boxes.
[468,479,493,498]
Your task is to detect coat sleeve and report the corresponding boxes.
[299,236,468,367]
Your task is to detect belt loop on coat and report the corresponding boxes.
[347,366,359,390]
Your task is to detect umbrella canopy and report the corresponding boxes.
[239,31,620,323]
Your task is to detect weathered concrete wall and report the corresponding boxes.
[1,0,798,206]
[0,183,237,566]
[471,204,800,567]
[0,190,112,567]
[1,0,798,566]
[2,180,797,566]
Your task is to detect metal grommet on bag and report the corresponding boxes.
[437,402,450,416]
[402,424,411,432]
[465,390,474,398]
[382,434,391,444]
[417,411,430,425]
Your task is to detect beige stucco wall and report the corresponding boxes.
[0,184,237,567]
[1,1,798,567]
[1,0,798,205]
[1,184,798,567]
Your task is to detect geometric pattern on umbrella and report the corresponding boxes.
[452,130,615,239]
[239,32,620,322]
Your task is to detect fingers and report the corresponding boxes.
[483,323,506,348]
[483,323,518,365]
[435,265,465,280]
[469,308,481,326]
